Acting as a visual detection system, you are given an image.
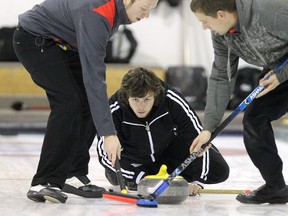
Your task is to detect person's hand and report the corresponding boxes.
[189,183,202,196]
[257,71,280,98]
[189,130,211,156]
[103,135,122,166]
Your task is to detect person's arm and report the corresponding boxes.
[166,86,202,138]
[108,93,125,144]
[255,4,288,98]
[76,11,115,135]
[75,11,121,165]
[106,93,126,165]
[203,34,239,132]
[166,87,205,193]
[261,2,288,84]
[191,34,239,152]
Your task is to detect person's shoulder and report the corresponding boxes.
[164,83,195,110]
[163,83,186,107]
[164,82,182,96]
[109,91,120,105]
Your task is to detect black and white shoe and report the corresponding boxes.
[27,184,68,203]
[236,184,288,204]
[126,181,137,191]
[105,168,119,186]
[105,169,137,191]
[62,176,106,198]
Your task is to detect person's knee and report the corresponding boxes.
[220,162,230,182]
[52,95,84,115]
[210,156,230,183]
[243,104,268,130]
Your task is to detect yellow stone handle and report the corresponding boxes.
[144,164,183,179]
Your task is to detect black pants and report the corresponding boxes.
[97,135,229,185]
[243,76,288,189]
[13,26,96,188]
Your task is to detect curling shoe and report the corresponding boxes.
[236,184,288,204]
[105,168,119,186]
[62,176,106,198]
[126,181,137,191]
[27,184,68,203]
[105,169,137,192]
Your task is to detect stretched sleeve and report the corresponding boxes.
[203,34,239,132]
[166,87,202,139]
[76,10,116,136]
[267,7,288,83]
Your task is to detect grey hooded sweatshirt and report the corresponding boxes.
[204,0,288,132]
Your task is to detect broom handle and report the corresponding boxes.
[115,157,128,193]
[199,189,251,194]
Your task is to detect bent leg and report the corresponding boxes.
[14,27,86,188]
[161,137,229,185]
[243,80,288,189]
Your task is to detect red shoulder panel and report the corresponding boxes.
[93,0,116,28]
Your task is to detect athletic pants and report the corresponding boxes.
[97,135,229,186]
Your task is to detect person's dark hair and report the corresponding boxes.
[118,67,165,106]
[190,0,236,17]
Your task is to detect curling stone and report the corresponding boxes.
[137,164,189,204]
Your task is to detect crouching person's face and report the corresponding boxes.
[128,92,155,118]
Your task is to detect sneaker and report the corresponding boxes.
[105,169,138,191]
[27,184,68,203]
[126,181,137,191]
[105,169,119,186]
[236,184,288,204]
[62,176,106,198]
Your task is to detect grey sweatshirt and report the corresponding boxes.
[18,0,130,136]
[204,0,288,132]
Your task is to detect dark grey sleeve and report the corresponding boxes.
[76,11,116,136]
[203,35,239,132]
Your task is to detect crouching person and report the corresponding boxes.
[97,67,229,195]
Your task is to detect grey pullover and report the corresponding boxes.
[204,0,288,132]
[19,0,130,136]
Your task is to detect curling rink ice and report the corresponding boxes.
[1,133,288,216]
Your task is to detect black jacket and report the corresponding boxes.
[109,82,203,164]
